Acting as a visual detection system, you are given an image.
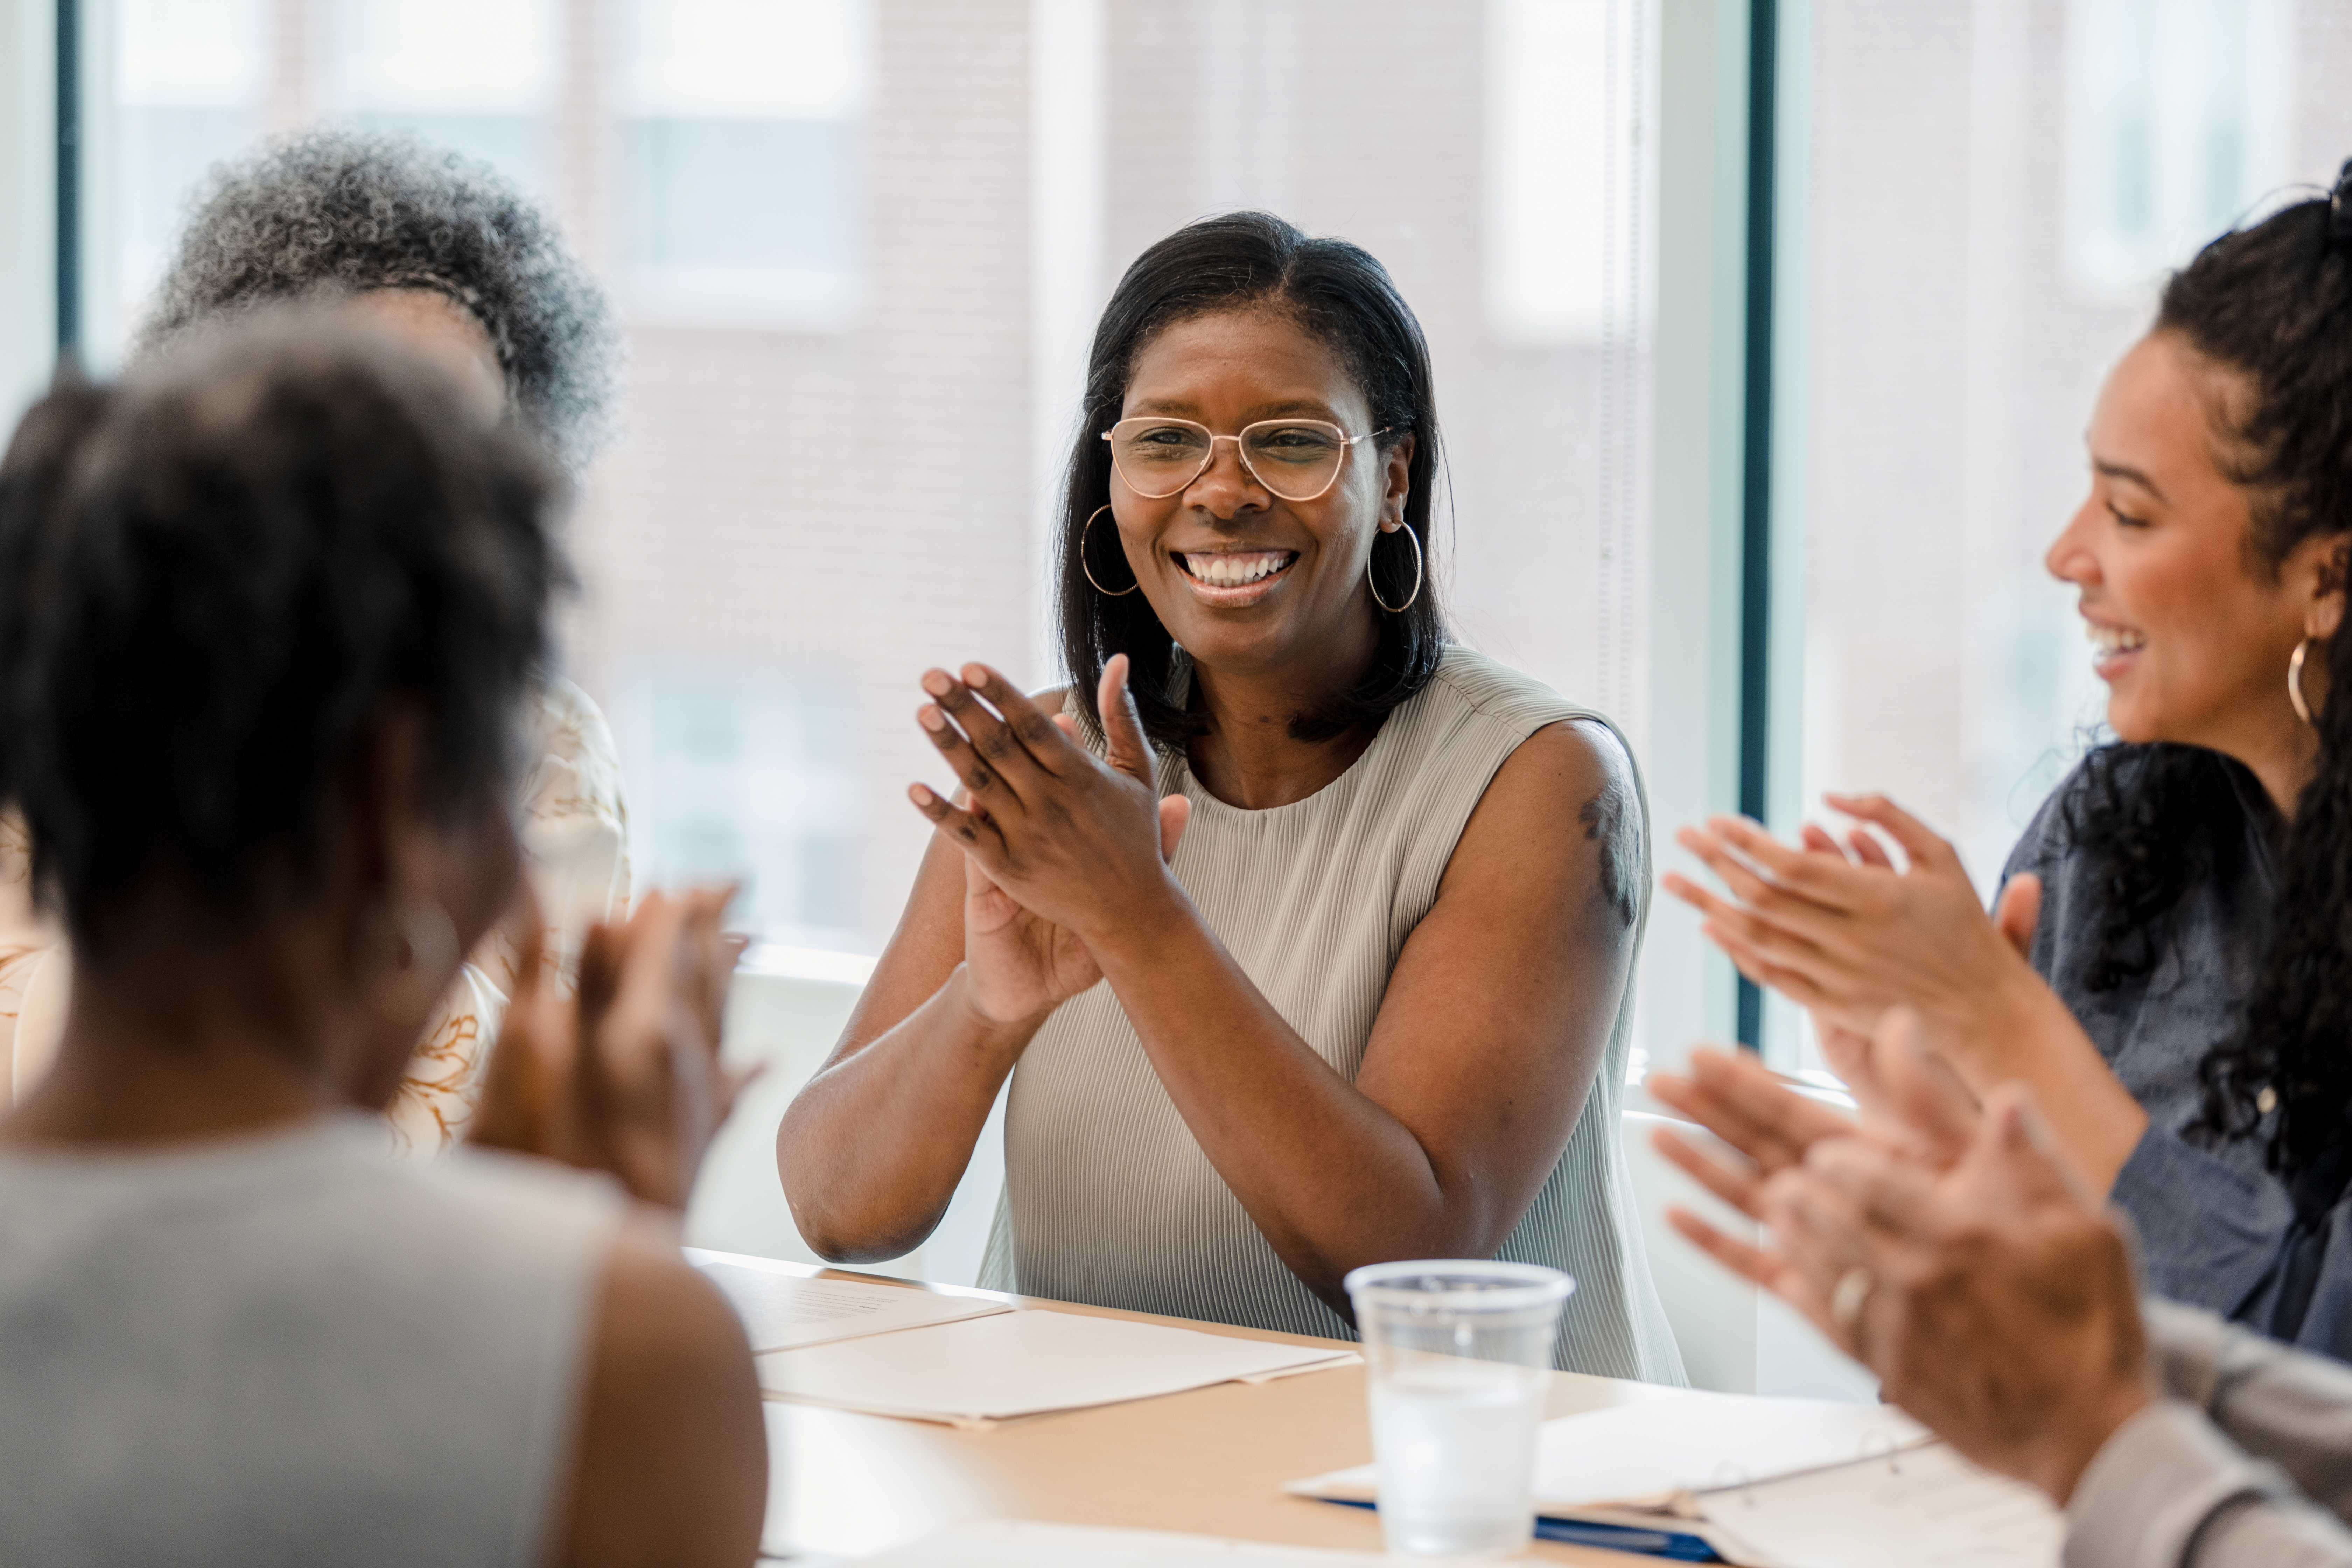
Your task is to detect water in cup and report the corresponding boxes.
[1345,1260,1572,1561]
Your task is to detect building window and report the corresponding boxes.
[615,667,860,952]
[2064,0,2292,296]
[328,0,558,201]
[1483,0,1622,343]
[620,0,867,328]
[114,0,266,325]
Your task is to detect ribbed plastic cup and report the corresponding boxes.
[1344,1260,1573,1560]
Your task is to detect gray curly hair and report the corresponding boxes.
[135,128,620,472]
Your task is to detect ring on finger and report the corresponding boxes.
[1830,1265,1874,1338]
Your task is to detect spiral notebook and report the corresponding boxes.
[1286,1391,2062,1568]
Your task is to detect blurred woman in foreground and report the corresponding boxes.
[1667,167,2352,1354]
[1652,1029,2352,1566]
[0,319,761,1566]
[0,129,630,1151]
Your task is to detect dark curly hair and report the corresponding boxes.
[1057,211,1446,748]
[134,129,618,473]
[2048,163,2352,1176]
[0,311,563,957]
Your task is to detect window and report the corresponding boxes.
[2064,0,2293,298]
[619,0,866,328]
[111,0,264,343]
[1484,0,1628,343]
[328,0,558,202]
[77,0,1662,989]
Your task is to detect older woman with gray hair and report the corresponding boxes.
[0,129,632,1150]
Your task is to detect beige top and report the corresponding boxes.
[978,647,1685,1383]
[0,677,631,1150]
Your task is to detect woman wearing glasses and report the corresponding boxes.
[780,213,1683,1381]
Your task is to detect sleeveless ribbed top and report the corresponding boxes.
[0,1115,624,1566]
[979,646,1685,1382]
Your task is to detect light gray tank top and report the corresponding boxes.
[979,647,1685,1382]
[0,1114,624,1567]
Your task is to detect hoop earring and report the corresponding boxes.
[1080,504,1139,597]
[2291,637,2318,728]
[1368,523,1423,615]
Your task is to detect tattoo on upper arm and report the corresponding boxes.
[1580,770,1639,930]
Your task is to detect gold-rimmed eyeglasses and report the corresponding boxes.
[1102,416,1388,503]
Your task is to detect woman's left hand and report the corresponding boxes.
[1660,793,2045,1072]
[909,654,1191,948]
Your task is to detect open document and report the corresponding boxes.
[756,1308,1359,1427]
[686,1250,1011,1354]
[1287,1389,2060,1568]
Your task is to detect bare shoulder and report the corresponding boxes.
[555,1212,765,1568]
[1448,719,1643,930]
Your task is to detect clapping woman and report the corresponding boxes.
[0,130,631,1151]
[1665,167,2352,1353]
[0,319,760,1564]
[780,213,1682,1380]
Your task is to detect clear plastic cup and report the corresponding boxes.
[1344,1260,1573,1560]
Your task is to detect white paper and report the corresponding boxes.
[756,1308,1358,1425]
[853,1520,1522,1565]
[1288,1387,1929,1511]
[1705,1440,2062,1568]
[688,1253,1011,1354]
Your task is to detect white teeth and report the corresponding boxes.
[1183,552,1290,586]
[2085,623,2147,656]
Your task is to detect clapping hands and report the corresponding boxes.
[1651,1012,2152,1506]
[907,653,1191,1026]
[472,883,753,1210]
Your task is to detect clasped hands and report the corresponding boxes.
[905,654,1192,1026]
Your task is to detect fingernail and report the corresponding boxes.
[910,784,936,806]
[922,671,952,697]
[961,663,989,686]
[919,706,945,732]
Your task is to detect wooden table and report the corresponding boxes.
[740,1255,1701,1563]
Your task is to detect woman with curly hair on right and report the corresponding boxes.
[0,129,631,1153]
[1664,162,2352,1357]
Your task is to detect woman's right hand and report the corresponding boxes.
[1659,793,2046,1066]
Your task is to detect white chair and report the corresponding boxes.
[1619,1108,1760,1392]
[686,955,1006,1286]
[1620,1106,1880,1401]
[684,957,866,1266]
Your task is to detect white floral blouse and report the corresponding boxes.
[0,676,631,1152]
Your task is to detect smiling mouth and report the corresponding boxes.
[1176,550,1298,587]
[2085,622,2147,658]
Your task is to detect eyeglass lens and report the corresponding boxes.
[1107,418,1351,502]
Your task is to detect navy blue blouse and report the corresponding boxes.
[2005,749,2352,1358]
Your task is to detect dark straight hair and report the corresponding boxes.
[1055,211,1447,749]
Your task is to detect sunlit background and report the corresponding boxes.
[34,0,2352,1077]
